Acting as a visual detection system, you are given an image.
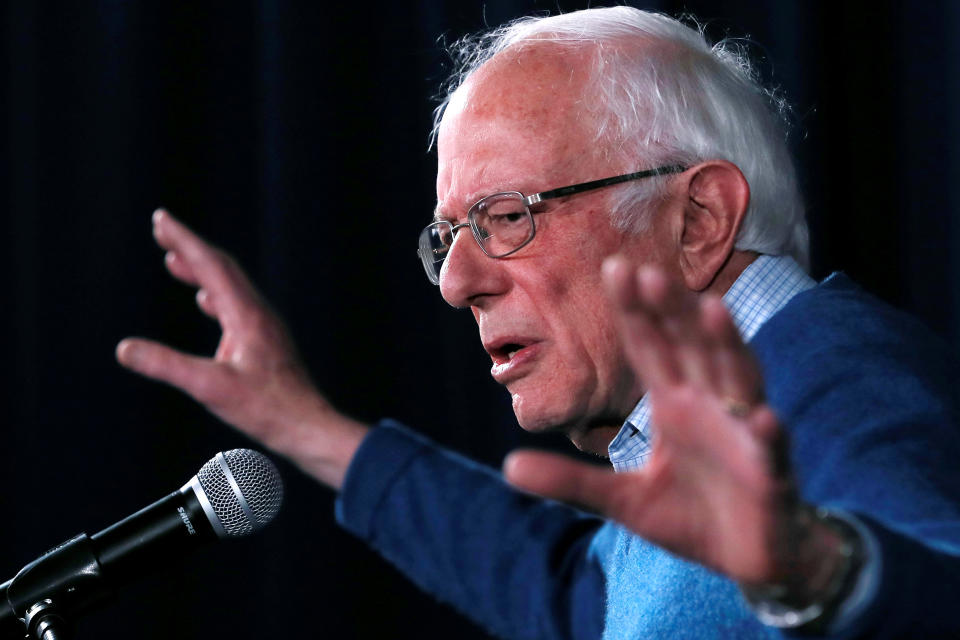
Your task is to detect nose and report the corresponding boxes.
[439,227,510,308]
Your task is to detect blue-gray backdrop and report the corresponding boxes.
[4,1,959,638]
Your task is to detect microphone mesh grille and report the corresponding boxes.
[197,449,284,537]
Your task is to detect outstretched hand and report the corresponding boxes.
[117,210,367,488]
[504,256,825,588]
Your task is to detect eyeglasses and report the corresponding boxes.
[417,164,686,284]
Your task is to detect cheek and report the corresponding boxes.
[534,227,621,353]
[555,258,635,398]
[521,210,633,383]
[580,301,629,389]
[547,270,623,377]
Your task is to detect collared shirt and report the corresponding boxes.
[608,254,816,472]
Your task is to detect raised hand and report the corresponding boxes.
[117,210,368,488]
[504,256,843,592]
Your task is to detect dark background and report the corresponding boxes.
[3,1,958,638]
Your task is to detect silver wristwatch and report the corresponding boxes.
[741,507,866,633]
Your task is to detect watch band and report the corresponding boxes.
[741,506,866,633]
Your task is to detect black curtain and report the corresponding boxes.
[4,2,958,638]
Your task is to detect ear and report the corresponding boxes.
[678,161,750,291]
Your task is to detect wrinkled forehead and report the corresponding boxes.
[441,42,597,147]
[436,42,613,209]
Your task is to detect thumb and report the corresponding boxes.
[503,450,624,517]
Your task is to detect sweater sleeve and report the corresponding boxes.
[753,275,960,639]
[335,420,605,640]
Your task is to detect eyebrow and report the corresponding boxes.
[432,204,454,224]
[434,187,562,224]
[433,184,535,223]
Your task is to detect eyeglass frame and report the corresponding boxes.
[418,163,688,285]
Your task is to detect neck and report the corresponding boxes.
[705,250,759,296]
[568,423,622,457]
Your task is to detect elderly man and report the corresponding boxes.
[117,7,960,639]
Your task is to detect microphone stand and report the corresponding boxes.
[23,600,70,640]
[2,534,108,640]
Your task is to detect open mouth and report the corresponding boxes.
[486,339,538,368]
[501,343,526,361]
[486,338,541,384]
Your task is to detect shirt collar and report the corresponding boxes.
[607,255,816,472]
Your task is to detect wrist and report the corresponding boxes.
[260,388,370,490]
[285,412,371,490]
[741,505,865,632]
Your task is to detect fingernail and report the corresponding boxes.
[637,265,662,287]
[153,208,166,224]
[602,255,627,279]
[116,339,137,365]
[502,452,521,479]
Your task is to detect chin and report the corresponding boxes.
[511,393,622,457]
[509,372,590,431]
[512,397,564,433]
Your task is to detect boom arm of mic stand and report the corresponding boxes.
[0,578,24,639]
[2,534,109,639]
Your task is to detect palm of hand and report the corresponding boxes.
[616,388,793,583]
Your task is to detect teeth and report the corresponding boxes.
[507,349,519,359]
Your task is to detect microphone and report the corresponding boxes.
[0,449,283,639]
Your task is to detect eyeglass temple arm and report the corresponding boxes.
[524,164,687,205]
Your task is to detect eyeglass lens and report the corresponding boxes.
[418,193,534,284]
[471,193,534,256]
[418,225,450,284]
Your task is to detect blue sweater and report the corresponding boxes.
[335,274,960,639]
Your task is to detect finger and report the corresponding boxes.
[636,268,715,390]
[745,407,797,497]
[700,295,763,404]
[164,251,199,287]
[603,257,682,388]
[746,406,784,449]
[116,337,232,405]
[649,386,729,452]
[504,450,632,518]
[196,289,218,319]
[151,209,261,322]
[603,254,645,311]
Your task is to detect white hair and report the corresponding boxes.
[431,6,809,269]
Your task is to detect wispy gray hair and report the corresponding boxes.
[431,7,809,269]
